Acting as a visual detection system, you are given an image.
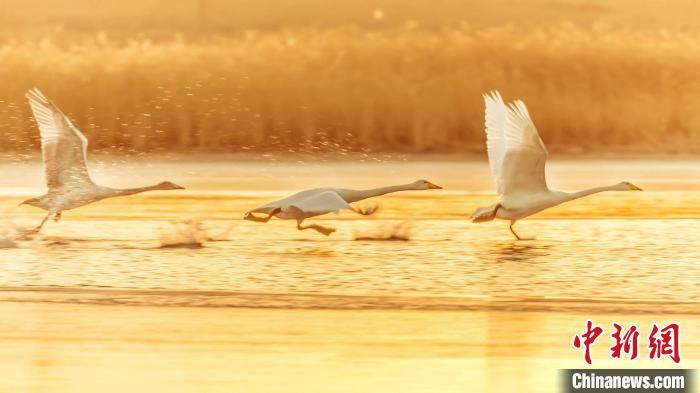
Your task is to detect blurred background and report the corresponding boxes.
[2,4,700,393]
[1,0,699,154]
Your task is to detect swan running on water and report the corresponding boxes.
[244,180,442,235]
[471,91,642,240]
[20,88,184,231]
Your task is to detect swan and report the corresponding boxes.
[19,88,184,231]
[244,180,442,235]
[471,91,642,240]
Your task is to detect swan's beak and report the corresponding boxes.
[427,182,442,189]
[628,183,642,191]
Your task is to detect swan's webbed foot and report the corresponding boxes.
[28,213,52,235]
[309,224,336,236]
[244,208,281,223]
[355,203,379,216]
[297,222,336,236]
[509,222,534,241]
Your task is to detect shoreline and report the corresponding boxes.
[2,151,700,163]
[2,286,700,314]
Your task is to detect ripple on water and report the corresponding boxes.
[0,219,698,308]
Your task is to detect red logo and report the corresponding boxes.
[610,323,639,360]
[649,323,680,363]
[573,321,680,364]
[573,320,604,364]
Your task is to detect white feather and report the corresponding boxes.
[26,88,92,190]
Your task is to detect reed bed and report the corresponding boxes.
[1,24,699,154]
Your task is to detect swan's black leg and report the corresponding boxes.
[509,221,534,241]
[53,212,62,222]
[296,220,336,236]
[508,222,521,240]
[33,213,52,232]
[244,208,281,223]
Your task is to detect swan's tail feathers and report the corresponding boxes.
[470,204,500,223]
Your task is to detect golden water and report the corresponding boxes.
[0,157,698,392]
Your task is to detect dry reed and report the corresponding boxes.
[1,24,699,154]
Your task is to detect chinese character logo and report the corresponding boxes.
[649,323,680,363]
[573,320,604,364]
[610,323,639,360]
[573,321,680,364]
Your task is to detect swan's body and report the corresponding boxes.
[245,180,441,235]
[471,91,641,239]
[21,88,184,231]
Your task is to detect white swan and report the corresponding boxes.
[20,88,184,231]
[244,180,441,235]
[471,91,642,240]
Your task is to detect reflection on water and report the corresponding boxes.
[0,301,696,393]
[491,242,552,263]
[1,159,699,393]
[0,217,698,309]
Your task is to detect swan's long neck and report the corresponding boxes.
[108,184,166,197]
[563,184,620,203]
[344,184,415,203]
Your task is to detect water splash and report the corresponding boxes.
[206,223,234,241]
[353,220,412,241]
[0,235,17,248]
[0,220,37,248]
[159,219,208,249]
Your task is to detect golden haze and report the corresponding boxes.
[1,0,700,154]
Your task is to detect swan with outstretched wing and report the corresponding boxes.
[20,88,184,232]
[244,180,441,235]
[471,91,642,240]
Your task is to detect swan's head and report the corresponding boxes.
[616,181,642,191]
[411,179,442,190]
[157,181,185,190]
[18,197,41,208]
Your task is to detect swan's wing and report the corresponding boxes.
[483,91,508,194]
[499,99,549,196]
[26,88,92,190]
[289,191,354,215]
[248,188,331,210]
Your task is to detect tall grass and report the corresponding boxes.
[1,24,699,154]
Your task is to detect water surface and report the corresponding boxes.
[0,158,698,393]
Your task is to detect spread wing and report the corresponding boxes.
[483,91,548,196]
[483,91,508,194]
[289,191,354,215]
[26,88,92,190]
